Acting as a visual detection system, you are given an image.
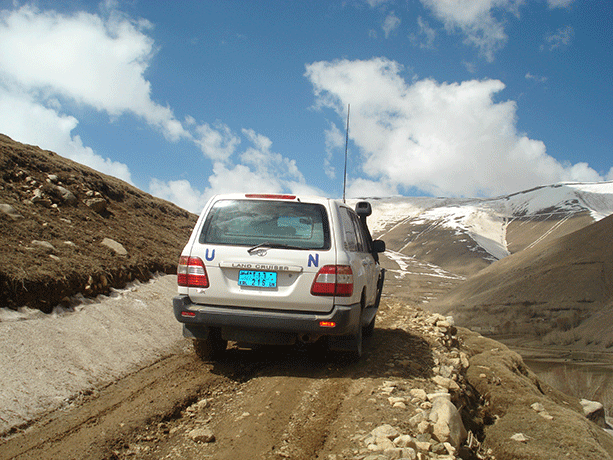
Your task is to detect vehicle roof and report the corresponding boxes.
[208,193,351,207]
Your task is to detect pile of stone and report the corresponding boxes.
[2,170,108,213]
[352,309,492,460]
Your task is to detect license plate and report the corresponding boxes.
[238,270,277,288]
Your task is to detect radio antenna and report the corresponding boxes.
[342,103,350,203]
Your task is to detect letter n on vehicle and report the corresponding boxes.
[308,254,319,267]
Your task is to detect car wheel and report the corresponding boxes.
[363,315,375,337]
[350,322,363,359]
[193,331,227,361]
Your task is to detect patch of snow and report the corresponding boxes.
[0,274,182,435]
[385,250,465,280]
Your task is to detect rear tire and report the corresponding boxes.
[193,331,227,361]
[350,322,363,360]
[363,315,375,337]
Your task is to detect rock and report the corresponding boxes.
[55,185,78,206]
[31,240,56,253]
[415,440,431,451]
[417,420,432,435]
[399,447,417,459]
[188,427,215,443]
[443,441,456,455]
[85,197,107,213]
[101,238,128,256]
[370,424,399,440]
[432,375,460,390]
[410,388,427,401]
[581,399,607,427]
[427,392,450,402]
[394,434,416,448]
[31,189,52,207]
[0,203,23,219]
[429,397,467,448]
[531,402,545,412]
[511,433,529,443]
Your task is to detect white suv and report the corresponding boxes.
[173,193,385,360]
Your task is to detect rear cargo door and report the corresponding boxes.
[187,198,336,313]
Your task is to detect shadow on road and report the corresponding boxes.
[208,327,436,382]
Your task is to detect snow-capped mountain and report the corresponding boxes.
[358,181,613,272]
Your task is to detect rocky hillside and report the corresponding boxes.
[0,134,197,312]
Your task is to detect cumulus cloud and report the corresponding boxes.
[194,122,241,162]
[0,86,133,183]
[365,0,392,7]
[324,122,345,180]
[0,4,319,212]
[0,4,193,183]
[149,128,322,213]
[420,0,523,61]
[0,5,188,141]
[525,72,547,83]
[305,57,604,198]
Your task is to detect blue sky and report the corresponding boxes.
[0,0,611,213]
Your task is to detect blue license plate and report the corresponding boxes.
[238,270,277,288]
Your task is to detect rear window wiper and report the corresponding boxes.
[248,242,305,253]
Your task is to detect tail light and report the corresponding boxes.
[311,265,353,297]
[177,256,209,288]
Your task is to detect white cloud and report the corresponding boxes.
[542,25,574,51]
[0,86,133,183]
[305,57,604,198]
[324,122,345,179]
[410,16,437,49]
[382,11,400,39]
[365,0,392,7]
[148,178,211,215]
[525,72,547,83]
[346,177,398,199]
[149,128,322,213]
[547,0,574,8]
[194,122,241,162]
[0,4,196,183]
[0,5,189,141]
[420,0,523,61]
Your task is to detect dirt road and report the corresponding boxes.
[0,298,468,460]
[0,254,476,460]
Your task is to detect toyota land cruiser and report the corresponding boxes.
[173,193,385,360]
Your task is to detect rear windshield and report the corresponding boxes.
[199,199,330,250]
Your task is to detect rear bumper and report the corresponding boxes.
[173,295,361,343]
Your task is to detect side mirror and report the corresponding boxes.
[373,239,386,253]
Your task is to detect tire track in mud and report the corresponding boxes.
[0,343,234,460]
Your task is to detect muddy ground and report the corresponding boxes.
[2,267,613,460]
[0,291,479,460]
